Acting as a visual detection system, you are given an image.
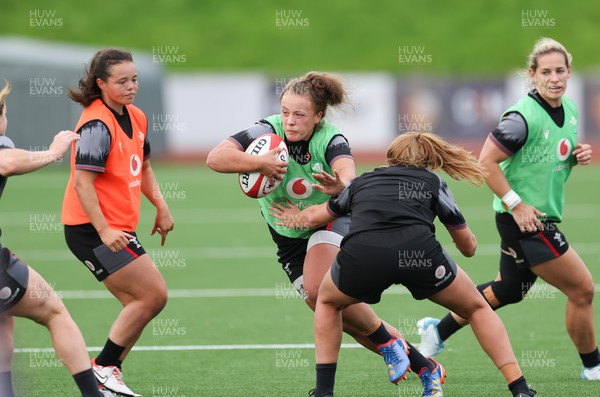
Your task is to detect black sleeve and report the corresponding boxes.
[143,134,151,160]
[434,176,466,230]
[228,120,276,151]
[0,135,15,150]
[325,134,352,165]
[75,120,111,173]
[488,112,528,156]
[327,182,353,217]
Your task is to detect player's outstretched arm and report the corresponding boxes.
[312,157,356,196]
[270,200,335,230]
[0,130,79,176]
[447,227,477,257]
[141,159,174,246]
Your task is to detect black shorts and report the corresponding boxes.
[495,212,569,269]
[331,225,457,303]
[268,215,350,285]
[64,223,146,282]
[0,247,29,313]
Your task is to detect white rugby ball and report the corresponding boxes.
[239,133,288,198]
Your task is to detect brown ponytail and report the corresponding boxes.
[386,132,487,186]
[280,71,348,118]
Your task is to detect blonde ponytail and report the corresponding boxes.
[386,132,487,186]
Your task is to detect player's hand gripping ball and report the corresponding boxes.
[239,133,288,198]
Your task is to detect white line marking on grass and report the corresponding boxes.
[14,343,362,354]
[58,286,410,299]
[7,242,600,262]
[46,283,600,300]
[4,204,600,226]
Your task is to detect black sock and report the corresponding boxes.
[95,338,125,367]
[406,342,435,374]
[580,347,600,368]
[73,368,103,397]
[0,371,15,397]
[366,321,393,346]
[315,363,337,396]
[508,376,530,396]
[437,313,463,341]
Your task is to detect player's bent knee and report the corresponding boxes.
[136,286,168,318]
[570,280,595,306]
[150,288,168,314]
[453,297,489,321]
[477,280,525,309]
[32,297,67,327]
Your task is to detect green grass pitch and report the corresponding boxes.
[2,162,599,396]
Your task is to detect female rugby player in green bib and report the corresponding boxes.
[418,38,600,382]
[208,72,445,395]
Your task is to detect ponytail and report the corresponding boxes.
[387,132,487,186]
[280,71,348,118]
[0,80,11,115]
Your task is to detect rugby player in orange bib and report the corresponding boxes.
[62,48,174,397]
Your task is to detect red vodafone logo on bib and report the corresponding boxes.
[130,154,142,176]
[556,138,572,161]
[286,178,312,199]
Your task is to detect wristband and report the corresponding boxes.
[501,189,522,210]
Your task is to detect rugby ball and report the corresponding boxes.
[239,133,288,198]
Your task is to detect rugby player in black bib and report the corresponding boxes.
[0,81,109,396]
[271,132,538,397]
